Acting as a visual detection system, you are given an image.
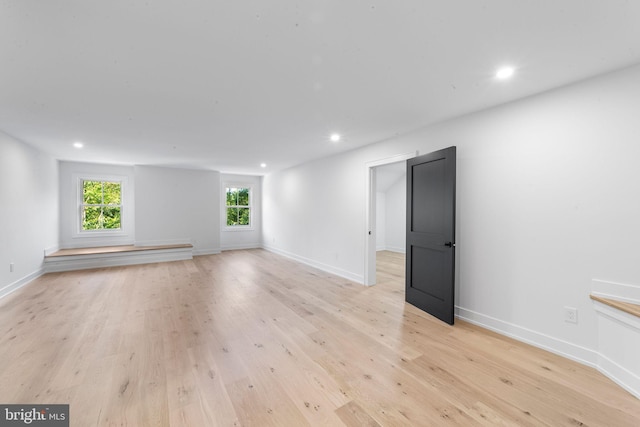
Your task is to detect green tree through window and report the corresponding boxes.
[226,187,250,226]
[82,180,122,230]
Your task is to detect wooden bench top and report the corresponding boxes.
[590,294,640,318]
[46,244,193,258]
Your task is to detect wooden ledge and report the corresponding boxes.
[590,294,640,318]
[46,244,193,258]
[43,244,194,273]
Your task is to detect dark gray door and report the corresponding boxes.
[406,146,456,324]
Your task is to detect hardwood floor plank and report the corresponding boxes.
[0,249,638,426]
[226,372,311,426]
[335,400,382,426]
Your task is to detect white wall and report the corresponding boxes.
[375,192,386,251]
[0,131,59,297]
[376,177,406,253]
[59,161,135,248]
[263,152,366,282]
[263,64,640,385]
[384,175,406,253]
[135,165,220,255]
[59,162,222,255]
[220,174,262,250]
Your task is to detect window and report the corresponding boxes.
[81,179,122,231]
[225,186,251,227]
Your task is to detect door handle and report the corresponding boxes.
[444,242,455,247]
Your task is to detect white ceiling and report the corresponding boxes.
[2,1,640,175]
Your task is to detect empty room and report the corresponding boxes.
[1,1,640,426]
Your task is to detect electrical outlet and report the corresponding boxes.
[564,306,578,324]
[9,263,14,273]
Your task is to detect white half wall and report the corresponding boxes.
[0,131,59,297]
[221,174,262,250]
[262,63,640,393]
[135,165,220,255]
[591,279,640,398]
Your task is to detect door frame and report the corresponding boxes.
[364,151,418,286]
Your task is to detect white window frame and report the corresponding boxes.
[223,183,254,231]
[73,173,128,238]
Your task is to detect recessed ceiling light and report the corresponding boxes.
[260,163,267,168]
[495,66,515,80]
[73,142,84,148]
[330,133,341,142]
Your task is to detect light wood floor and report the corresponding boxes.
[1,249,638,426]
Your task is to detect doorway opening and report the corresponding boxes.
[364,152,416,287]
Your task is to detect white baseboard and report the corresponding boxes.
[0,269,44,299]
[193,248,222,256]
[221,243,261,251]
[457,304,639,398]
[597,353,640,400]
[385,246,406,254]
[592,300,640,399]
[376,246,405,254]
[456,306,598,367]
[263,245,364,284]
[44,247,193,273]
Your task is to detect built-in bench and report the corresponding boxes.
[589,280,640,399]
[44,244,193,272]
